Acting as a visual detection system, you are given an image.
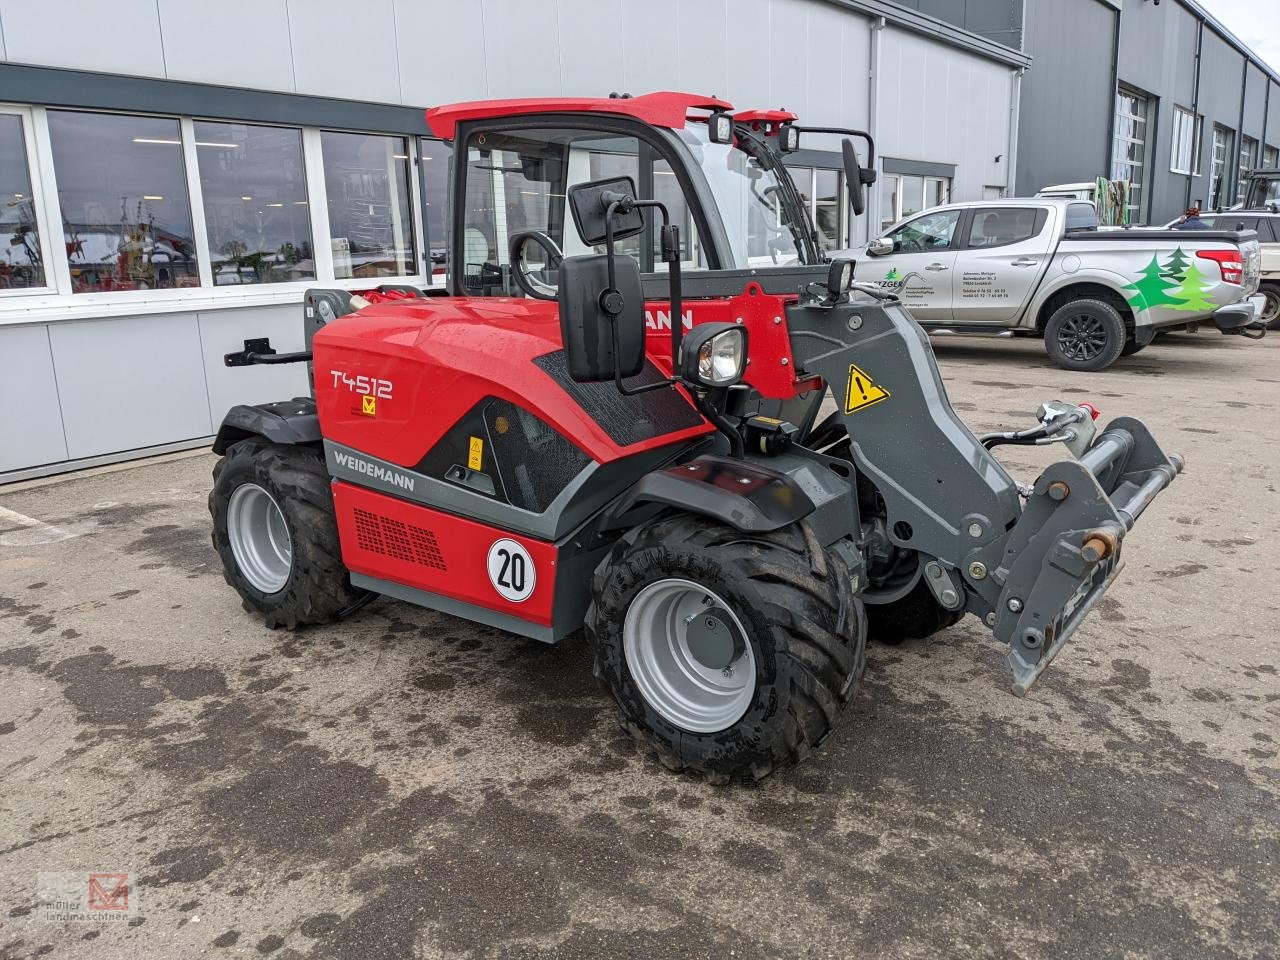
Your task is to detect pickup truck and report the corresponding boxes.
[841,198,1263,371]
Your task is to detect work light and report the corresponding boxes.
[681,323,748,387]
[708,111,733,144]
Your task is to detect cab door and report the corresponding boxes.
[853,208,963,322]
[950,205,1052,325]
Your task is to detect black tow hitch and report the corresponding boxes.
[224,338,313,367]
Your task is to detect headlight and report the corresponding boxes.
[680,323,748,387]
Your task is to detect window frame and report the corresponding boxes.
[0,103,58,298]
[1170,106,1203,176]
[0,104,430,323]
[877,167,953,232]
[885,207,964,253]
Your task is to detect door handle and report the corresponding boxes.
[925,262,950,271]
[1011,257,1039,267]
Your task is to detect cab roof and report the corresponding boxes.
[425,91,735,140]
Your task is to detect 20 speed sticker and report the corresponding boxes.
[487,538,535,602]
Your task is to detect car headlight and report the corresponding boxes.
[680,323,748,387]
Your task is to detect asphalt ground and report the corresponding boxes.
[0,329,1277,960]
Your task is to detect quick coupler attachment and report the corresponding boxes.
[989,417,1183,696]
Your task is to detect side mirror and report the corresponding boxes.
[567,176,646,246]
[558,253,645,383]
[842,139,866,217]
[867,237,894,257]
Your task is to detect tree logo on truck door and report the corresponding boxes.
[487,539,535,603]
[844,363,891,414]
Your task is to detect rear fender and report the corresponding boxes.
[213,399,321,455]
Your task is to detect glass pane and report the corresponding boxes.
[879,174,898,230]
[194,121,313,285]
[420,139,448,284]
[321,131,415,280]
[899,175,924,219]
[889,209,960,252]
[47,111,197,293]
[813,168,841,252]
[968,207,1041,247]
[0,114,45,290]
[926,177,949,208]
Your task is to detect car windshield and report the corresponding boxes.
[672,123,820,269]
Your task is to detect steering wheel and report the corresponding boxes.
[508,231,564,301]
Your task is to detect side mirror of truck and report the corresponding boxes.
[557,253,645,383]
[866,237,894,257]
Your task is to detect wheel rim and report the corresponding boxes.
[1262,290,1280,324]
[227,483,293,594]
[622,578,756,733]
[1057,313,1109,361]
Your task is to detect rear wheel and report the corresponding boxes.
[1044,299,1127,372]
[210,439,369,628]
[1261,284,1280,331]
[587,515,865,783]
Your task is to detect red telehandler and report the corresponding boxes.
[211,93,1182,781]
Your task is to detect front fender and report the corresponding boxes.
[608,455,815,533]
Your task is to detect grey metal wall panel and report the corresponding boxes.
[0,324,68,473]
[1243,64,1268,139]
[395,0,489,106]
[198,306,311,430]
[481,0,563,99]
[1015,0,1114,196]
[157,0,295,93]
[289,0,402,105]
[880,26,1014,199]
[48,313,213,460]
[0,0,165,77]
[556,0,625,97]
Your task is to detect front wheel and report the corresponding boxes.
[209,439,369,629]
[587,515,865,783]
[1044,299,1127,372]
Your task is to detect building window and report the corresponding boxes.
[878,169,951,230]
[194,121,314,286]
[0,113,45,291]
[1112,87,1149,216]
[1265,145,1279,170]
[1209,124,1233,209]
[420,139,448,284]
[1238,136,1259,203]
[320,131,416,280]
[1170,106,1202,175]
[47,111,199,293]
[787,165,846,252]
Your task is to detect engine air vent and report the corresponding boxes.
[352,508,446,570]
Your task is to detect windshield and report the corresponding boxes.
[1253,178,1280,207]
[673,124,820,269]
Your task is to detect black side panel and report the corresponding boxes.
[213,399,320,455]
[533,350,704,447]
[416,397,592,514]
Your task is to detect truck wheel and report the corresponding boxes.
[865,578,963,645]
[1261,285,1280,331]
[587,515,865,783]
[1044,299,1127,372]
[209,439,369,629]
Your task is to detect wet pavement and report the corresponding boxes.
[1,330,1277,959]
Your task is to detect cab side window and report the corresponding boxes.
[888,209,961,253]
[965,208,1047,248]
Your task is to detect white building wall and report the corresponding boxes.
[0,0,1016,479]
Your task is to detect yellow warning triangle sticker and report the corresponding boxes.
[844,363,891,414]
